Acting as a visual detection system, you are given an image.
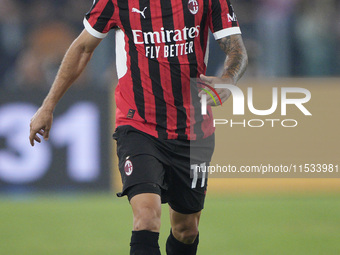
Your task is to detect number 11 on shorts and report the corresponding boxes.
[190,162,207,189]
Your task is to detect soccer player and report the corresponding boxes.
[29,0,247,254]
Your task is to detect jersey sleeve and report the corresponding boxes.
[208,0,241,40]
[83,0,118,39]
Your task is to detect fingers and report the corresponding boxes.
[198,86,219,106]
[29,131,37,146]
[43,128,50,141]
[29,128,40,146]
[206,97,216,106]
[204,88,230,106]
[29,108,53,146]
[29,123,36,146]
[199,74,214,84]
[29,127,49,146]
[29,136,35,147]
[199,74,220,104]
[198,74,232,106]
[207,97,219,106]
[34,135,41,143]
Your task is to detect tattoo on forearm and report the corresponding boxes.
[217,35,248,83]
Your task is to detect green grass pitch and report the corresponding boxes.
[1,193,339,255]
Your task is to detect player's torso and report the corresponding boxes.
[115,0,209,65]
[112,0,213,140]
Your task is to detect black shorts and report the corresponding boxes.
[113,125,215,214]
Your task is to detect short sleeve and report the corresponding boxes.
[209,0,241,40]
[83,0,117,39]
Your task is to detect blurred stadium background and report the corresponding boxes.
[0,0,340,254]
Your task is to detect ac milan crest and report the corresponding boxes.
[188,0,199,15]
[124,159,133,176]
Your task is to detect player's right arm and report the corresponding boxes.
[29,29,102,146]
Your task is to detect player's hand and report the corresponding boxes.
[29,107,53,146]
[199,74,233,106]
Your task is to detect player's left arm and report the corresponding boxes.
[200,34,248,106]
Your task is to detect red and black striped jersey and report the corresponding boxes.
[84,0,241,140]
